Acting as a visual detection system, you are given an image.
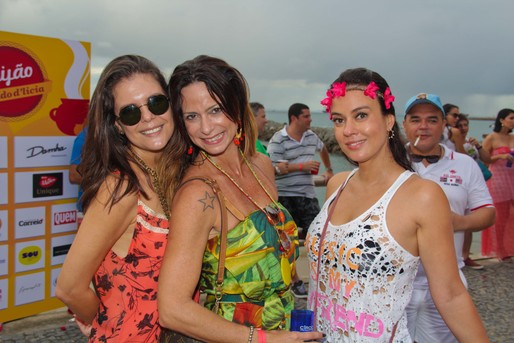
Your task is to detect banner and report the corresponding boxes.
[0,30,90,322]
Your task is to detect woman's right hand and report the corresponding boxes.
[264,329,325,342]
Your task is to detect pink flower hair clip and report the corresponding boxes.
[383,87,395,110]
[320,81,395,117]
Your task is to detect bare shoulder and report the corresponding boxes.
[325,171,352,200]
[93,173,137,209]
[250,152,274,176]
[396,175,449,216]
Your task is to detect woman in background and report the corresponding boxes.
[481,108,514,261]
[456,113,491,270]
[57,55,181,342]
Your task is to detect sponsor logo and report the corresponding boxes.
[0,43,50,121]
[53,244,71,257]
[54,210,77,225]
[26,143,67,158]
[18,218,44,226]
[33,172,63,198]
[18,245,42,265]
[18,282,42,294]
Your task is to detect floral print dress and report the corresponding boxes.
[89,198,169,342]
[200,203,299,331]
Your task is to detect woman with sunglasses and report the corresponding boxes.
[57,55,182,342]
[306,68,489,342]
[157,55,324,343]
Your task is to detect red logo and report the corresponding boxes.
[0,42,49,121]
[39,176,57,188]
[54,210,77,225]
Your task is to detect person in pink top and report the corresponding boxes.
[56,55,182,342]
[481,108,514,261]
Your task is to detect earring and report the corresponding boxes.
[388,129,395,140]
[187,146,193,155]
[233,126,243,146]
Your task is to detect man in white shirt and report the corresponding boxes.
[402,93,495,343]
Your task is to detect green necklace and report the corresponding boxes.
[200,150,292,251]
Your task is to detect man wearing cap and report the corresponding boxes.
[402,93,496,343]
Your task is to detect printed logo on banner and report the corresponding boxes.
[0,42,50,121]
[15,206,45,239]
[33,172,63,198]
[0,245,8,276]
[51,267,61,297]
[0,210,8,242]
[0,136,7,168]
[14,136,75,168]
[0,173,7,205]
[15,170,78,204]
[0,278,8,309]
[19,245,42,266]
[52,203,77,234]
[51,234,75,266]
[15,271,45,306]
[15,239,45,273]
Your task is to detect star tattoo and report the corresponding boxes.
[199,191,215,211]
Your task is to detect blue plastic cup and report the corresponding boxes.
[290,309,314,332]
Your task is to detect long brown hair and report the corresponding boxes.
[161,55,257,201]
[80,55,180,213]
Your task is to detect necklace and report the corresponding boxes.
[201,150,291,250]
[130,150,170,220]
[201,149,295,286]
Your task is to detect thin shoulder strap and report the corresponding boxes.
[177,177,227,313]
[313,173,352,330]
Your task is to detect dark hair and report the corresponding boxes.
[443,103,458,117]
[288,103,309,124]
[456,113,469,127]
[167,55,257,167]
[250,102,264,117]
[493,108,514,133]
[80,55,178,212]
[327,67,413,171]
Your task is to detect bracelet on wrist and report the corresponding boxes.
[274,165,281,175]
[299,163,303,171]
[326,166,333,172]
[257,328,266,343]
[247,325,255,343]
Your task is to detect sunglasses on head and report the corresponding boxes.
[117,94,170,126]
[409,154,440,164]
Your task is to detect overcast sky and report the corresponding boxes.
[2,0,513,117]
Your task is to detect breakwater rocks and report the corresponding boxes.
[260,120,343,155]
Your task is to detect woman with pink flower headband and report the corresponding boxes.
[305,68,489,342]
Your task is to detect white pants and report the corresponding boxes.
[405,270,467,343]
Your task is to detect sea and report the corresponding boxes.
[263,110,496,201]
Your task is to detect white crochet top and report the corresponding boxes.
[307,170,419,342]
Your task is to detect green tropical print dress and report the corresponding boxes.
[200,203,299,330]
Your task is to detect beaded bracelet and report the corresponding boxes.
[247,325,255,343]
[257,328,267,343]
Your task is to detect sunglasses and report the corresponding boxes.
[116,94,170,126]
[409,154,440,164]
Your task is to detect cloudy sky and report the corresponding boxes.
[2,0,513,117]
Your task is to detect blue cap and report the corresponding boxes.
[404,93,445,117]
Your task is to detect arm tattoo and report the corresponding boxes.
[198,191,215,211]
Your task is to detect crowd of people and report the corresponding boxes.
[56,54,512,343]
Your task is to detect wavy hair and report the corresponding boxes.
[327,67,413,171]
[165,55,257,176]
[80,55,180,212]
